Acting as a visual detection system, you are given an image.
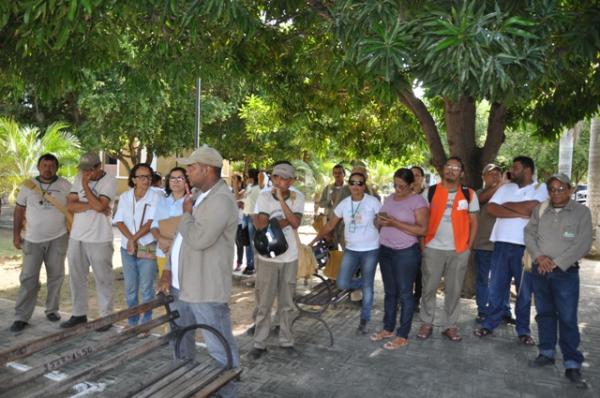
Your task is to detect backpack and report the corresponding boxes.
[427,184,472,204]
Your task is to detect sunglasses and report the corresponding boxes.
[349,180,365,186]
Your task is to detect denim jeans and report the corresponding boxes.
[379,244,420,338]
[244,215,255,270]
[120,248,157,326]
[169,288,239,398]
[336,248,379,322]
[481,242,532,335]
[475,249,512,318]
[531,264,583,369]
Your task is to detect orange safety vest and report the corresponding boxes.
[425,183,474,253]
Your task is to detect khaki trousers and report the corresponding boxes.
[67,239,114,317]
[14,234,68,322]
[253,257,297,349]
[420,247,470,329]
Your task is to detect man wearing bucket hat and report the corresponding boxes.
[524,173,592,389]
[156,144,239,397]
[248,162,305,360]
[61,152,116,330]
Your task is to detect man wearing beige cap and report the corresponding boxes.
[525,173,592,388]
[61,152,116,330]
[157,145,239,398]
[248,162,305,360]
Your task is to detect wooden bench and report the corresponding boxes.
[0,294,241,398]
[292,274,351,346]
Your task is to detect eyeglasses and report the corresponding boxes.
[549,186,569,194]
[395,183,410,190]
[134,175,152,180]
[349,180,365,186]
[444,165,461,172]
[169,176,185,182]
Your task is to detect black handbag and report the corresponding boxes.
[254,218,288,258]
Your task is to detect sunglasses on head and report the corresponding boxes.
[349,180,365,186]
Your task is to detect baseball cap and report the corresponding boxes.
[547,173,572,187]
[272,163,296,179]
[176,145,223,168]
[482,163,502,175]
[78,152,101,170]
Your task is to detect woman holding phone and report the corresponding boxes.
[372,168,429,349]
[311,171,381,334]
[113,163,162,327]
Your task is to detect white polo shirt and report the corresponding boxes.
[489,182,548,245]
[113,188,161,249]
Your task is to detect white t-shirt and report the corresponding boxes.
[489,182,548,245]
[427,189,480,251]
[16,177,72,243]
[243,183,260,216]
[170,189,211,290]
[151,194,184,258]
[113,188,161,249]
[255,189,305,263]
[70,172,117,243]
[334,194,381,251]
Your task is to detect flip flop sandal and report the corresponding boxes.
[370,330,394,342]
[383,337,408,350]
[519,335,536,345]
[416,324,433,340]
[474,328,493,338]
[442,328,462,342]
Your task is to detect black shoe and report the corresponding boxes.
[356,319,368,335]
[565,369,588,389]
[248,347,266,360]
[272,325,280,336]
[46,313,61,322]
[414,306,420,314]
[503,315,517,325]
[10,321,28,332]
[281,346,300,358]
[528,354,555,368]
[242,268,255,275]
[96,323,112,332]
[60,315,88,329]
[246,325,256,336]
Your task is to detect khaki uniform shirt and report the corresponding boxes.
[524,199,592,271]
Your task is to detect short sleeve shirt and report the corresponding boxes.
[427,190,480,251]
[334,194,381,251]
[113,188,161,249]
[255,189,305,263]
[70,172,117,243]
[151,194,184,257]
[489,182,548,245]
[379,194,428,250]
[16,177,72,243]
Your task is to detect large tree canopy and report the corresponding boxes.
[1,1,599,186]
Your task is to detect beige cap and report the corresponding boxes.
[547,173,572,187]
[177,145,223,167]
[482,163,502,175]
[272,163,296,179]
[78,152,101,170]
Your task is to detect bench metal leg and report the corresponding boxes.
[291,314,334,347]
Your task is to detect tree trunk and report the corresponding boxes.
[559,128,575,178]
[445,96,479,187]
[588,117,600,255]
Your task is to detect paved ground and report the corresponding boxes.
[1,258,599,397]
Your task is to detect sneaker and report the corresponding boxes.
[248,347,267,360]
[234,264,242,272]
[46,313,61,322]
[356,319,368,335]
[96,323,113,332]
[281,346,300,358]
[10,321,28,332]
[350,289,363,302]
[528,354,555,368]
[245,324,256,336]
[565,369,588,389]
[242,268,255,275]
[503,315,517,325]
[60,315,88,329]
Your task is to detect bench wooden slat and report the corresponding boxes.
[119,359,194,398]
[190,368,243,398]
[168,366,224,398]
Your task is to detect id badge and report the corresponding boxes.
[349,221,356,233]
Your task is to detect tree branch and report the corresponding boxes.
[481,102,507,168]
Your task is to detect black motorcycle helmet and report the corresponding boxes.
[254,218,289,258]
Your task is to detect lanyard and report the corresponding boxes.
[350,200,362,222]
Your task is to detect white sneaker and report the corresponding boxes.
[350,289,363,302]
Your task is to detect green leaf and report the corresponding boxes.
[68,0,78,21]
